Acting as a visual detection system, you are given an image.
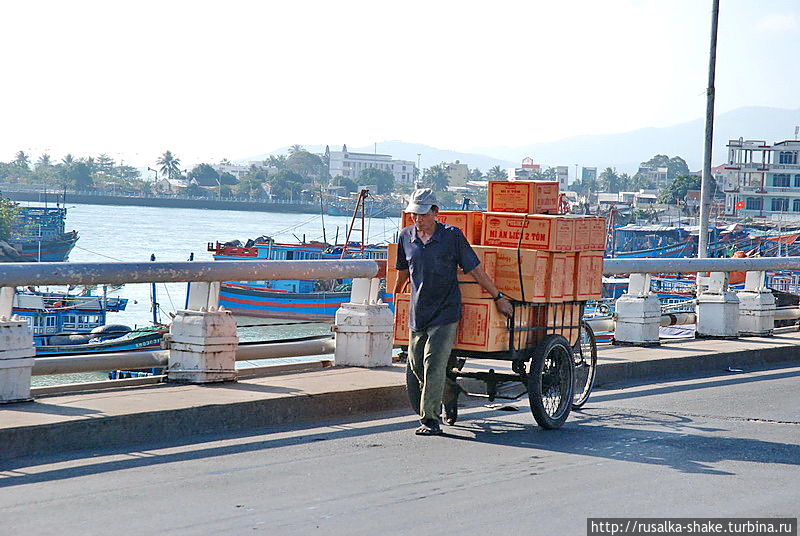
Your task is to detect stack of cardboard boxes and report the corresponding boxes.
[389,181,606,353]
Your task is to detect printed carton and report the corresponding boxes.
[481,212,575,251]
[401,210,484,244]
[574,251,604,301]
[487,180,560,214]
[393,293,410,346]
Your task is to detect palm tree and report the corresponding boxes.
[288,144,305,155]
[423,164,449,192]
[157,151,181,180]
[61,154,75,168]
[486,165,508,181]
[36,153,52,169]
[14,151,30,170]
[599,167,620,193]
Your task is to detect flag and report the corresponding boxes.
[735,201,745,209]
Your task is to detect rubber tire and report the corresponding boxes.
[572,321,598,409]
[528,334,574,429]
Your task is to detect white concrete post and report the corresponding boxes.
[696,271,739,338]
[334,278,393,367]
[0,287,15,319]
[736,271,775,336]
[167,307,239,383]
[0,317,35,403]
[614,273,661,345]
[186,281,220,311]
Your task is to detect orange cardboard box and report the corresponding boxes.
[401,210,484,244]
[572,215,607,251]
[453,298,532,353]
[393,293,411,346]
[487,180,560,214]
[574,251,604,301]
[481,212,575,251]
[458,246,497,299]
[544,302,582,346]
[493,247,549,302]
[386,243,409,294]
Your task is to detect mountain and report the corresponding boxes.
[242,141,517,172]
[472,106,800,173]
[241,106,800,177]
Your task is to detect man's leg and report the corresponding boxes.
[419,322,459,425]
[406,329,427,416]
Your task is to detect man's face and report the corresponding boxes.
[413,208,438,234]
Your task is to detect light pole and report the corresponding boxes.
[417,153,421,186]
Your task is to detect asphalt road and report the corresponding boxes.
[2,365,798,535]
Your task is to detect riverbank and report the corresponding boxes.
[4,189,323,214]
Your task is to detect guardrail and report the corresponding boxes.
[0,259,390,403]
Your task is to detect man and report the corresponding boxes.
[394,188,513,436]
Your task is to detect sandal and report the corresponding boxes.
[415,422,443,436]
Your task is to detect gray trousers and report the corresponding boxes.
[406,321,459,425]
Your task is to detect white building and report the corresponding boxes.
[723,138,800,219]
[328,146,416,185]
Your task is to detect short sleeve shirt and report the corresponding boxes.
[396,221,480,331]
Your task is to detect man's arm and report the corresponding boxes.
[467,265,513,317]
[393,269,410,295]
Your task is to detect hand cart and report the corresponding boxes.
[445,300,591,429]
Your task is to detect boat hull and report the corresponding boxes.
[14,231,79,262]
[219,285,351,320]
[34,329,166,356]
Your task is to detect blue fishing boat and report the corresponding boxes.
[7,205,79,262]
[13,288,166,355]
[208,239,387,320]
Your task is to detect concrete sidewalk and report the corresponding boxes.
[2,331,800,461]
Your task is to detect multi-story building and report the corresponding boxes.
[327,146,416,185]
[444,162,469,186]
[555,166,569,189]
[723,138,800,219]
[581,167,597,183]
[638,166,668,186]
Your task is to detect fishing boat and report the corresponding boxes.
[6,205,79,262]
[210,189,388,320]
[13,288,166,355]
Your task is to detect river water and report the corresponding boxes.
[26,201,402,385]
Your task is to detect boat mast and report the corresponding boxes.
[341,189,368,258]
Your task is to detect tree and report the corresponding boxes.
[61,154,75,168]
[157,150,181,180]
[599,167,620,193]
[187,163,221,187]
[268,169,304,201]
[333,175,358,195]
[358,167,394,194]
[423,164,449,191]
[658,174,702,204]
[219,171,238,185]
[638,154,690,182]
[235,172,266,199]
[286,150,324,182]
[67,162,93,189]
[486,165,508,181]
[267,154,287,170]
[532,167,558,180]
[0,197,20,241]
[13,151,30,170]
[288,144,305,155]
[35,154,52,169]
[183,183,208,197]
[468,168,484,181]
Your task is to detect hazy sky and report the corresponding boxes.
[2,0,798,168]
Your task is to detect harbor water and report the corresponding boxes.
[27,201,402,385]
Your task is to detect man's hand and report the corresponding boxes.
[495,296,513,317]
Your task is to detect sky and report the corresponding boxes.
[1,0,799,170]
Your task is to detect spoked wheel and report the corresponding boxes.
[528,334,574,429]
[572,321,598,409]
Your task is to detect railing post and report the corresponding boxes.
[166,306,239,383]
[0,316,35,403]
[696,271,739,338]
[333,278,393,367]
[614,273,661,345]
[186,281,220,311]
[736,271,775,336]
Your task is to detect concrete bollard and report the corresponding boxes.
[0,318,35,403]
[614,273,661,345]
[167,307,239,383]
[737,271,775,336]
[333,280,393,367]
[697,271,739,338]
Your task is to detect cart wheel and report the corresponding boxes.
[572,321,598,410]
[528,334,574,429]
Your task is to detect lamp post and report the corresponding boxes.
[416,153,421,186]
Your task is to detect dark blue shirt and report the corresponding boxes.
[396,221,480,331]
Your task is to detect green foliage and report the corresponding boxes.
[0,197,20,241]
[333,175,358,195]
[268,169,305,201]
[286,150,325,182]
[183,183,208,197]
[358,167,394,195]
[486,165,508,181]
[157,151,181,180]
[638,154,690,181]
[235,172,266,199]
[219,171,238,185]
[531,167,557,180]
[188,163,220,186]
[468,168,484,181]
[437,190,457,208]
[67,162,93,189]
[599,167,620,193]
[657,174,702,204]
[423,164,449,191]
[14,151,30,170]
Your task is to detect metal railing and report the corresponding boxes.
[603,256,800,275]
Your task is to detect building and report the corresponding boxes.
[638,166,668,186]
[444,162,469,187]
[723,138,800,219]
[327,146,416,185]
[581,167,597,182]
[507,157,541,180]
[555,166,569,189]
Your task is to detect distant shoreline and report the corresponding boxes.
[4,190,322,214]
